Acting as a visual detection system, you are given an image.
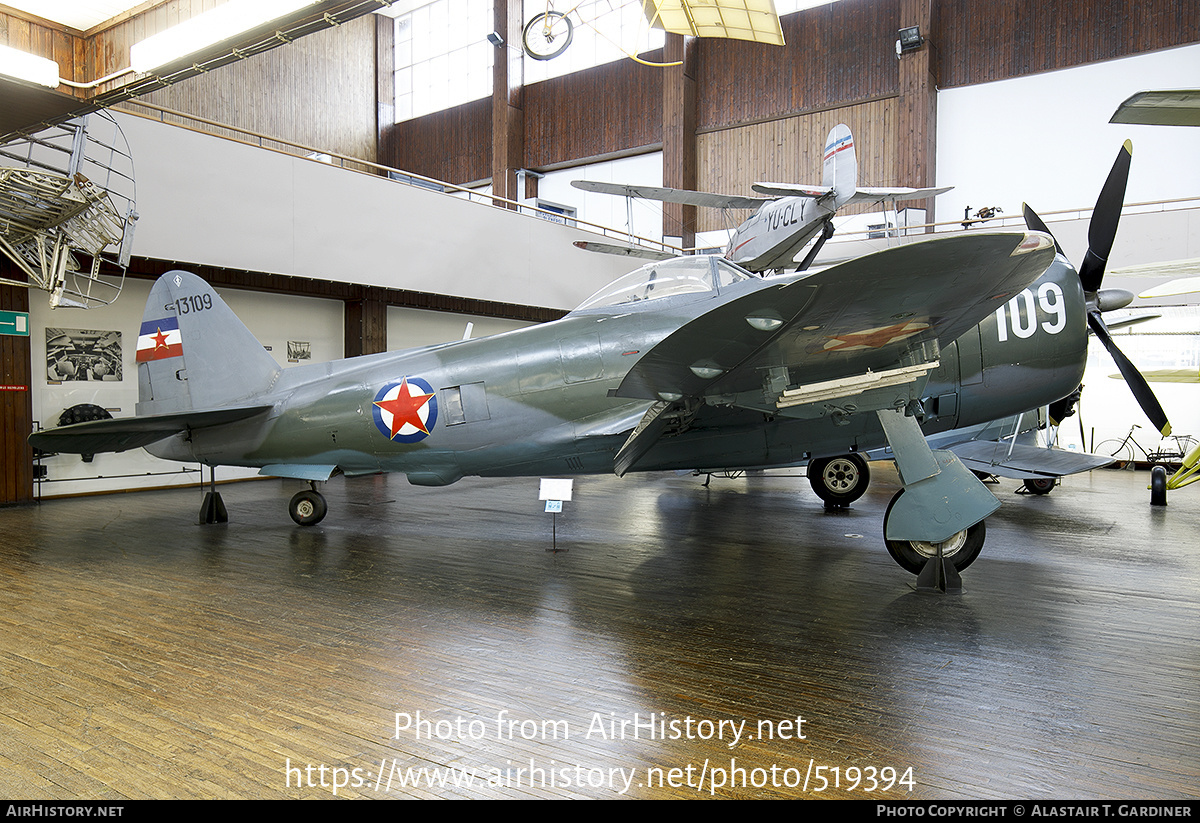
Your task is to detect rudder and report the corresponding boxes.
[136,271,280,415]
[822,124,858,209]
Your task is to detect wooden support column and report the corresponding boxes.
[0,262,34,506]
[344,288,388,357]
[662,33,697,249]
[492,0,525,206]
[897,0,938,229]
[376,12,395,161]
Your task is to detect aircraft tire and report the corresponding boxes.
[883,489,986,575]
[1023,477,1055,495]
[808,454,870,506]
[1150,465,1167,507]
[289,490,328,526]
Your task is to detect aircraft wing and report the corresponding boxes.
[1110,89,1200,126]
[846,186,953,205]
[571,180,770,209]
[948,441,1115,479]
[573,240,675,262]
[616,231,1056,403]
[30,405,272,454]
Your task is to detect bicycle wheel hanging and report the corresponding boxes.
[523,11,573,60]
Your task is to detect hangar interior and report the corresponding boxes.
[0,0,1197,800]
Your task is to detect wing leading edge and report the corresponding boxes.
[616,231,1056,405]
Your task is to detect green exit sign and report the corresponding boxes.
[0,310,29,337]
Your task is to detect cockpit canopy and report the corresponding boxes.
[573,256,754,312]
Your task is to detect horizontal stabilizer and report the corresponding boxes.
[949,441,1115,479]
[750,182,832,199]
[573,240,675,261]
[572,180,769,210]
[30,405,271,455]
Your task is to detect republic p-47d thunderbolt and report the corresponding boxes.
[32,143,1165,579]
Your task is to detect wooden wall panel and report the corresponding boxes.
[695,98,899,232]
[136,14,378,162]
[524,53,664,169]
[385,97,492,186]
[0,278,33,506]
[697,0,900,132]
[934,0,1200,89]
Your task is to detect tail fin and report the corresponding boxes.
[135,271,281,415]
[822,124,857,209]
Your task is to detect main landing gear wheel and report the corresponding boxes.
[289,489,328,526]
[1022,477,1055,495]
[1150,465,1167,506]
[808,454,870,506]
[523,11,573,60]
[883,489,986,575]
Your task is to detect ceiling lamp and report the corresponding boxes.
[643,0,786,46]
[0,44,60,88]
[130,0,320,73]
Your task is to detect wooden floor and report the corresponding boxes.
[0,464,1197,799]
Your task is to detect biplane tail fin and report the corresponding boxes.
[822,123,858,209]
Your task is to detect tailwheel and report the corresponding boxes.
[883,489,986,575]
[1150,465,1167,507]
[808,454,870,506]
[289,489,328,526]
[1022,477,1055,495]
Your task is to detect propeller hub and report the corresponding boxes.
[1096,288,1135,312]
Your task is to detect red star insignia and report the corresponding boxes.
[152,328,170,350]
[374,378,435,439]
[823,321,930,352]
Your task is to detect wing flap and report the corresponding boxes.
[616,231,1056,402]
[30,405,272,454]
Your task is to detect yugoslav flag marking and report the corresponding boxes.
[136,317,183,362]
[372,377,439,443]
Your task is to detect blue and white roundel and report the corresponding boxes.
[371,377,438,443]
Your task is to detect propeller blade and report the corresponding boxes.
[1021,204,1064,256]
[1078,140,1132,293]
[1087,310,1171,435]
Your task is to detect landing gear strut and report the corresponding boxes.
[289,483,328,526]
[875,407,998,587]
[198,464,227,524]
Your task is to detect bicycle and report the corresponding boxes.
[522,0,681,66]
[1095,425,1197,469]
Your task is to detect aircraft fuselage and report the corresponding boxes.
[154,252,1085,488]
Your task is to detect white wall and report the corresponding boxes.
[937,44,1200,452]
[537,153,665,245]
[387,307,532,350]
[120,112,633,312]
[937,43,1200,221]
